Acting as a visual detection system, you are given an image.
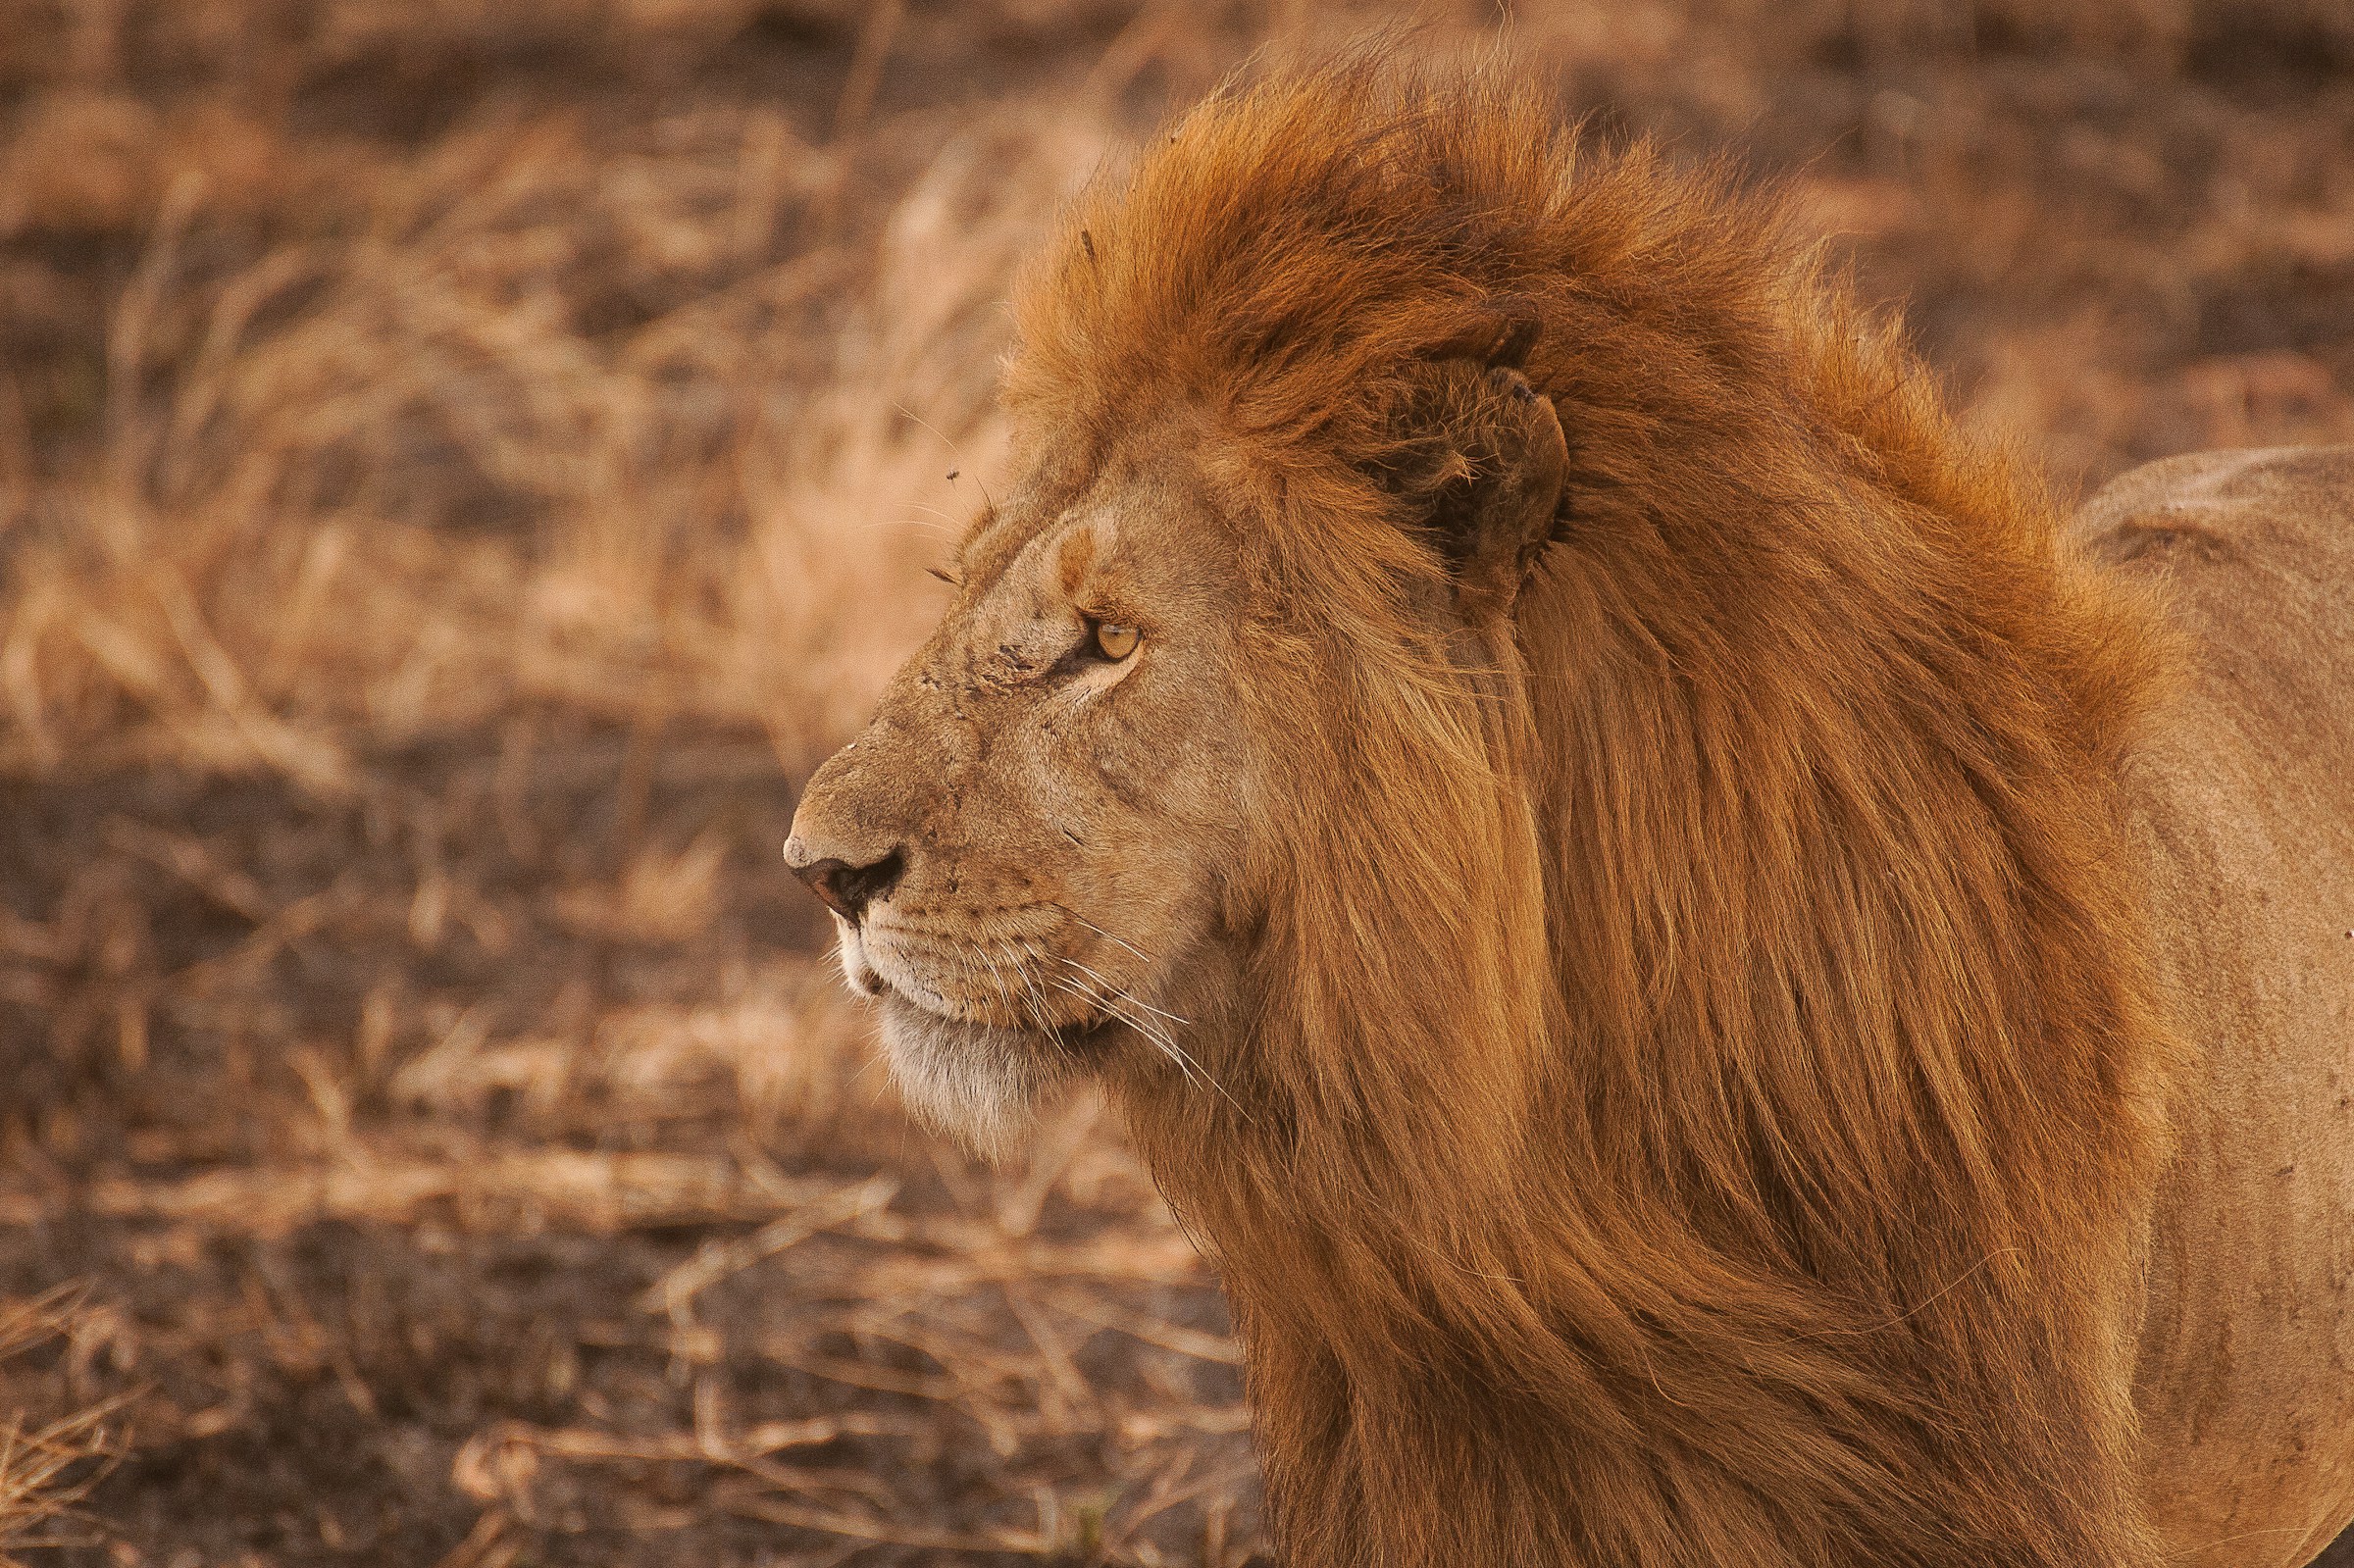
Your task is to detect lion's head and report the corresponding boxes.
[786,340,1567,1153]
[780,432,1269,1151]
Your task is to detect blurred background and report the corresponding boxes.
[0,1,2347,1563]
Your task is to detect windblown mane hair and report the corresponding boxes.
[1005,58,2180,1568]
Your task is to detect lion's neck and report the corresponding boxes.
[1151,905,2158,1567]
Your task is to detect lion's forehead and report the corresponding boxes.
[934,508,1145,671]
[960,440,1232,603]
[960,484,1107,593]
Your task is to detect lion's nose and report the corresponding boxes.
[786,840,905,925]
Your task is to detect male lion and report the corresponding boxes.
[784,63,2354,1568]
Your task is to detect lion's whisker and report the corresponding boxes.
[1047,902,1164,968]
[1046,952,1247,1119]
[1022,941,1167,1047]
[1057,952,1193,1029]
[1004,939,1058,1035]
[969,944,1027,1030]
[1043,970,1209,1096]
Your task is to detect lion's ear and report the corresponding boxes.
[1382,359,1568,621]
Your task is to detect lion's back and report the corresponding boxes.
[2073,446,2354,1568]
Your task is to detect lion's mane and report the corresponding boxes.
[1004,60,2182,1568]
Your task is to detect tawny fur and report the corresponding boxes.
[1002,62,2176,1567]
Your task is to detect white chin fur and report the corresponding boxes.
[876,998,1063,1160]
[836,923,1067,1158]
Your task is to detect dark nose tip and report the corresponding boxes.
[791,848,905,924]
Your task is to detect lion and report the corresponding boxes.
[783,61,2354,1568]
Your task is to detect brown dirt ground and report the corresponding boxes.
[0,2,2348,1564]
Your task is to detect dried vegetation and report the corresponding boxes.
[0,0,2347,1562]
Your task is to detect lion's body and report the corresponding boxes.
[787,62,2354,1568]
[2075,447,2354,1567]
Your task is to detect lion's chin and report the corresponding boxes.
[875,993,1074,1160]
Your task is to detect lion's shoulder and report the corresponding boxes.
[2073,445,2354,760]
[2076,444,2354,777]
[2073,444,2354,582]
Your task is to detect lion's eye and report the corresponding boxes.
[1092,621,1141,661]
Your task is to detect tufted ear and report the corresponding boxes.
[1379,355,1569,621]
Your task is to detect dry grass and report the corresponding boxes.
[0,1,2348,1563]
[0,1292,128,1566]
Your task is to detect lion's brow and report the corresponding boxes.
[1055,526,1097,597]
[952,505,1032,596]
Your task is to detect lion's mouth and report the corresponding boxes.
[837,917,1211,1151]
[840,922,1121,1049]
[876,987,1120,1054]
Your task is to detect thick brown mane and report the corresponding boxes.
[1004,60,2182,1568]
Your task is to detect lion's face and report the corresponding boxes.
[788,346,1568,1153]
[785,442,1263,1151]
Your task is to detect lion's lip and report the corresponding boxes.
[835,921,890,996]
[874,985,1118,1051]
[850,929,1117,1045]
[851,927,1115,1036]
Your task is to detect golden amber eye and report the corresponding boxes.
[1093,621,1140,661]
